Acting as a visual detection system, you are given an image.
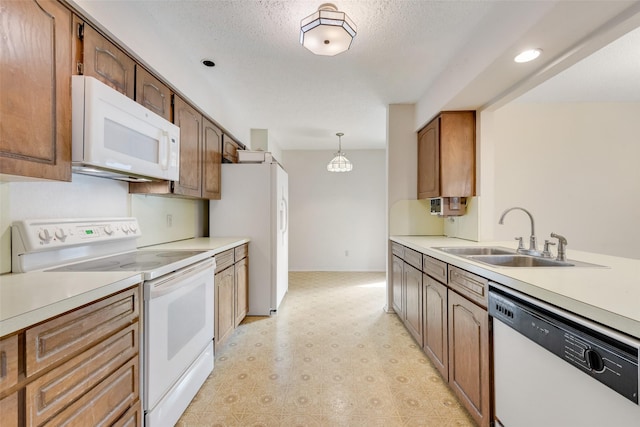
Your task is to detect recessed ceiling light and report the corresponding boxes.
[514,49,542,63]
[201,59,216,67]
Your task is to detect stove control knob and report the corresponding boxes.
[585,348,605,373]
[104,225,114,235]
[54,228,68,241]
[38,229,52,243]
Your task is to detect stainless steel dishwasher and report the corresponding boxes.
[489,283,640,427]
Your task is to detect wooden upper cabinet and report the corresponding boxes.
[74,17,135,98]
[222,135,241,163]
[418,111,475,199]
[0,0,72,181]
[135,66,172,121]
[202,118,222,200]
[172,95,203,198]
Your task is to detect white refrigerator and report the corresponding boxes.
[209,161,288,315]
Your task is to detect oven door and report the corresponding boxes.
[144,258,214,412]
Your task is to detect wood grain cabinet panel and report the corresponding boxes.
[25,287,139,377]
[392,255,404,314]
[423,275,448,381]
[417,111,475,199]
[215,250,234,273]
[76,19,135,98]
[26,324,138,426]
[0,334,19,393]
[41,357,139,427]
[448,266,488,308]
[202,117,222,200]
[448,290,490,427]
[112,401,142,427]
[215,266,235,348]
[403,262,423,347]
[234,256,248,327]
[234,244,248,261]
[172,95,203,198]
[222,135,241,163]
[423,254,447,283]
[0,0,72,181]
[135,66,172,121]
[0,392,18,427]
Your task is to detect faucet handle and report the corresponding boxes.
[542,240,556,258]
[514,237,525,252]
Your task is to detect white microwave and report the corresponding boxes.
[72,76,180,182]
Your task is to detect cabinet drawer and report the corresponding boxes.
[215,249,234,273]
[391,242,404,258]
[26,323,138,426]
[0,392,18,427]
[403,247,422,270]
[25,286,139,377]
[423,254,447,283]
[112,400,142,427]
[448,266,488,308]
[39,356,139,426]
[0,334,19,393]
[234,243,248,261]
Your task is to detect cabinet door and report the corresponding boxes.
[215,267,235,348]
[234,257,248,327]
[448,291,490,427]
[78,20,135,98]
[135,66,171,121]
[403,262,423,347]
[417,117,440,199]
[440,112,475,197]
[423,275,448,381]
[172,95,202,197]
[0,0,72,181]
[392,255,404,315]
[222,135,240,163]
[202,118,222,200]
[0,334,18,393]
[0,392,18,427]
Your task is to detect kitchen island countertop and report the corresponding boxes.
[391,235,640,339]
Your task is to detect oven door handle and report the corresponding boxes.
[147,258,215,299]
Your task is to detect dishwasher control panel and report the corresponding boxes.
[489,287,639,404]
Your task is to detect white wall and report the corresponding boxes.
[490,102,640,259]
[282,150,386,271]
[0,175,205,273]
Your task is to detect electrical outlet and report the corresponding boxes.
[166,214,173,227]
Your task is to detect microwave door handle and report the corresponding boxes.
[159,130,169,170]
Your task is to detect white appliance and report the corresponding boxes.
[489,283,640,427]
[210,161,288,315]
[11,218,215,427]
[72,76,180,182]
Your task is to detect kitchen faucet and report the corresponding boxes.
[498,207,541,256]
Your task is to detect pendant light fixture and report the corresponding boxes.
[327,132,353,172]
[300,3,357,56]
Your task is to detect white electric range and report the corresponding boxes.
[11,217,216,427]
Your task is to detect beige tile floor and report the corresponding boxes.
[177,271,475,426]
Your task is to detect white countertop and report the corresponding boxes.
[391,236,640,339]
[0,237,249,337]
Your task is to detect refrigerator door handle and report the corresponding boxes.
[280,197,288,236]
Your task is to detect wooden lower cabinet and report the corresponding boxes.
[234,256,249,327]
[423,275,448,381]
[0,286,141,427]
[448,290,490,427]
[215,266,235,347]
[0,392,18,427]
[391,255,403,314]
[403,263,423,346]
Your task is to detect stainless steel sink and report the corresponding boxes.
[434,246,516,256]
[467,254,574,267]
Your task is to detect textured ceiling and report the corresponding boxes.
[71,0,640,151]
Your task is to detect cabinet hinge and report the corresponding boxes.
[76,62,84,75]
[77,22,85,41]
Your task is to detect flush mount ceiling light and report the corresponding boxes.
[514,48,542,63]
[300,3,357,56]
[327,132,353,172]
